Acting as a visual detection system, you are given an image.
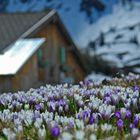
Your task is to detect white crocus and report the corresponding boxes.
[101,123,112,132]
[61,132,73,140]
[24,104,30,110]
[90,134,97,140]
[17,125,23,133]
[112,94,119,104]
[7,133,16,140]
[120,108,126,119]
[131,128,139,138]
[14,118,22,126]
[75,130,85,140]
[3,128,16,140]
[75,119,84,130]
[38,126,46,140]
[87,124,98,132]
[34,118,43,129]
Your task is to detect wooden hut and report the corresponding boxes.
[0,10,88,92]
[0,39,45,92]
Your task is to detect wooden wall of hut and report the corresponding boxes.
[67,52,86,82]
[11,54,38,91]
[32,21,86,83]
[0,54,38,93]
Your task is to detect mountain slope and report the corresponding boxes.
[88,3,140,75]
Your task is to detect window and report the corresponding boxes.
[37,49,48,68]
[59,47,66,65]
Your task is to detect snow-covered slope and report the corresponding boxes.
[88,4,140,74]
[80,3,140,47]
[85,72,111,83]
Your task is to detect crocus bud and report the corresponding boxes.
[59,106,63,113]
[64,104,69,112]
[117,119,124,130]
[120,108,126,119]
[38,126,46,140]
[24,104,29,110]
[115,111,121,119]
[126,109,132,119]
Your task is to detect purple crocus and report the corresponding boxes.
[117,119,124,130]
[130,123,135,129]
[83,111,90,119]
[115,111,121,119]
[35,104,41,111]
[29,98,36,105]
[58,100,65,106]
[134,85,139,91]
[33,111,40,121]
[77,113,81,119]
[89,116,95,124]
[126,109,132,119]
[84,80,92,86]
[104,96,111,104]
[51,126,60,137]
[132,98,138,110]
[133,115,140,126]
[69,122,75,128]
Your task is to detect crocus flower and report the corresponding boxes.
[130,123,135,129]
[115,111,121,119]
[132,98,138,110]
[69,122,75,128]
[83,111,90,119]
[64,104,69,112]
[134,86,139,91]
[75,130,85,140]
[90,134,97,140]
[120,108,126,119]
[117,119,124,130]
[51,126,60,137]
[38,126,46,140]
[61,132,73,140]
[24,104,30,110]
[58,100,65,106]
[104,96,111,104]
[35,104,41,111]
[58,106,63,113]
[89,116,95,124]
[84,80,91,86]
[133,115,140,126]
[101,123,112,132]
[34,118,43,129]
[126,109,132,119]
[111,94,119,104]
[33,110,40,121]
[131,128,139,139]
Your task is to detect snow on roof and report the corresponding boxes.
[0,38,45,75]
